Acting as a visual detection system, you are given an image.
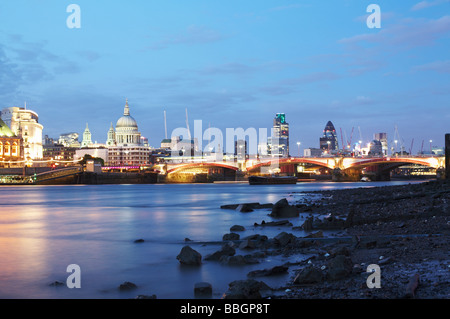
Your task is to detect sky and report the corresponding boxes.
[0,0,449,154]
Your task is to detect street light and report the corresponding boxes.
[429,140,433,155]
[297,141,301,157]
[394,140,398,155]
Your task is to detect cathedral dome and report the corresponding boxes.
[116,115,138,129]
[116,99,138,129]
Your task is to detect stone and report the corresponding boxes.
[220,254,259,265]
[223,233,240,241]
[269,198,299,218]
[222,279,272,299]
[255,220,292,227]
[194,282,212,297]
[236,204,254,213]
[330,246,350,257]
[305,230,323,238]
[274,232,295,246]
[119,281,137,291]
[220,255,247,265]
[247,265,288,277]
[326,255,353,281]
[230,225,245,231]
[293,266,323,284]
[239,239,256,250]
[134,238,145,243]
[302,216,314,231]
[135,294,157,299]
[204,244,236,261]
[176,246,202,265]
[49,281,65,287]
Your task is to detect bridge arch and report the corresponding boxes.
[344,157,440,170]
[246,157,335,172]
[166,162,239,174]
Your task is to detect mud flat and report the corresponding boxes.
[216,180,449,299]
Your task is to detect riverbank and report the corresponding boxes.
[216,179,449,299]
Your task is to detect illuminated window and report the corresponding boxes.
[12,143,18,156]
[4,142,10,156]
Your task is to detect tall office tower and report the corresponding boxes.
[271,113,289,157]
[374,133,388,156]
[319,121,339,153]
[1,106,43,160]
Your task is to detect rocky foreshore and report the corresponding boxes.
[211,180,449,299]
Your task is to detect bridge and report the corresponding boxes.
[0,167,83,185]
[154,155,445,182]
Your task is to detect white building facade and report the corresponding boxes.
[1,106,43,160]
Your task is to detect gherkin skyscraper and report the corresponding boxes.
[319,121,339,153]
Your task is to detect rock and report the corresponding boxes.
[134,239,145,243]
[269,198,299,218]
[274,232,295,246]
[204,243,236,261]
[326,255,353,281]
[184,238,192,242]
[223,233,240,241]
[236,204,254,213]
[220,255,247,265]
[119,281,137,291]
[247,265,288,277]
[220,204,239,210]
[301,216,314,231]
[194,282,212,297]
[305,230,323,238]
[230,225,245,231]
[379,257,394,265]
[222,279,272,299]
[321,215,345,229]
[220,254,259,265]
[239,239,256,250]
[330,246,350,257]
[49,281,65,287]
[176,246,202,265]
[344,208,355,228]
[255,220,292,227]
[135,294,157,299]
[243,255,260,264]
[293,266,323,284]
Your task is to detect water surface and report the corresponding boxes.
[0,180,425,299]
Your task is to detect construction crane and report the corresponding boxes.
[348,127,354,150]
[409,138,414,155]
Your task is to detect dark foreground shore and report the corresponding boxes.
[207,180,449,299]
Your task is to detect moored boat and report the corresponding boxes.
[248,175,298,185]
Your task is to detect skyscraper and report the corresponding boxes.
[374,133,388,156]
[270,113,289,157]
[319,121,339,153]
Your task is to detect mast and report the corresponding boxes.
[164,110,168,139]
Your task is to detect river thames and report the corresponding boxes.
[0,180,427,299]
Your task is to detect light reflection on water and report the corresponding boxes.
[0,181,425,299]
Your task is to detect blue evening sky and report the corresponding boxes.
[0,1,449,153]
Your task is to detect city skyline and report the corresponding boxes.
[0,1,449,153]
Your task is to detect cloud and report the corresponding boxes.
[412,60,450,73]
[198,63,256,76]
[268,4,309,12]
[411,0,449,11]
[340,15,450,49]
[279,71,341,86]
[146,25,228,50]
[77,50,101,62]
